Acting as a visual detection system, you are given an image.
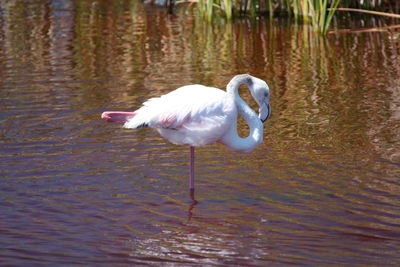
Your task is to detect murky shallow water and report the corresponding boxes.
[1,0,400,265]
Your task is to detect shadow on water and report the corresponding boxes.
[0,0,400,265]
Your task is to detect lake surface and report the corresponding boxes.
[1,0,400,265]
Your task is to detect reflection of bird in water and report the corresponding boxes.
[187,198,198,221]
[101,74,271,201]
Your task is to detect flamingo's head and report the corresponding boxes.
[249,77,271,123]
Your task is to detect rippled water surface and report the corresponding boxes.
[1,1,400,265]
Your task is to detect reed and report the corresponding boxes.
[308,0,342,34]
[192,0,399,34]
[196,0,343,33]
[222,0,233,20]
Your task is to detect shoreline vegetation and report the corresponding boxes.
[160,0,400,34]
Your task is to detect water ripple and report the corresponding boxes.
[1,1,400,266]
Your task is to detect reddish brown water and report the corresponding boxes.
[1,1,400,265]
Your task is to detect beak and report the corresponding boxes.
[259,102,271,123]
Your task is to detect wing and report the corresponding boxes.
[124,85,236,146]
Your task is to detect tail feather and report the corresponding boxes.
[123,112,151,129]
[135,122,150,129]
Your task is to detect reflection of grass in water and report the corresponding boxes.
[3,0,399,165]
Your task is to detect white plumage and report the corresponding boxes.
[124,85,236,147]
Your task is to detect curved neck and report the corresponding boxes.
[221,75,263,152]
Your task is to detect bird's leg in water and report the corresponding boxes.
[189,146,195,200]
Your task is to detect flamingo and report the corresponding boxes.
[101,74,271,199]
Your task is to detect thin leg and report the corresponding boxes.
[189,146,195,200]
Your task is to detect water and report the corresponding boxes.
[1,1,400,265]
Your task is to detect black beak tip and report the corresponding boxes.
[261,112,270,123]
[260,104,271,123]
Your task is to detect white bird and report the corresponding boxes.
[101,74,271,199]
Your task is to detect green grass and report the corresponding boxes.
[192,0,399,34]
[195,0,343,34]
